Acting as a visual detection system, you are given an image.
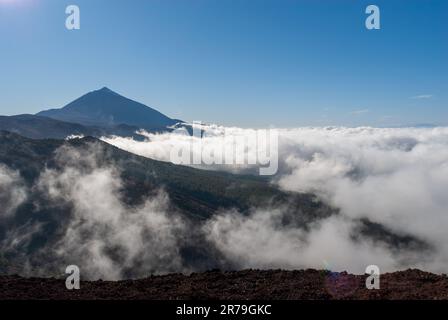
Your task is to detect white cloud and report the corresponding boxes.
[204,210,399,273]
[0,164,26,217]
[276,127,448,273]
[36,144,188,280]
[349,109,369,115]
[411,94,433,99]
[102,125,448,273]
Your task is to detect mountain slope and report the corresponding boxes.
[0,114,146,140]
[37,87,180,130]
[0,114,98,139]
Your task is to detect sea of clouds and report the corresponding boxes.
[2,125,448,279]
[102,125,448,274]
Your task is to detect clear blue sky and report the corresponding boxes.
[1,0,447,127]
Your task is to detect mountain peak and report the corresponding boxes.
[36,88,180,130]
[96,87,119,95]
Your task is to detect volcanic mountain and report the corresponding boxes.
[37,87,180,131]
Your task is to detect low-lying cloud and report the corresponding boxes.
[2,126,448,278]
[204,210,400,274]
[1,143,188,280]
[42,145,189,280]
[103,126,448,273]
[0,165,26,218]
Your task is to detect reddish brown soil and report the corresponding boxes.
[1,269,448,300]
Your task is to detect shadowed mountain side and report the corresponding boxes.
[0,115,147,140]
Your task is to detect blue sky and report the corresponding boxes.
[0,0,447,127]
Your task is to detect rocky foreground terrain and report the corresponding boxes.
[1,269,448,300]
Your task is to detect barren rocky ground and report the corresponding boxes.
[1,269,448,300]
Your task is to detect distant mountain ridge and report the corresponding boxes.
[0,114,95,139]
[37,87,181,131]
[0,114,146,140]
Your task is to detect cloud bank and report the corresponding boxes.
[2,126,448,278]
[103,126,448,273]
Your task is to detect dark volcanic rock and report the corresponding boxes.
[1,269,447,300]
